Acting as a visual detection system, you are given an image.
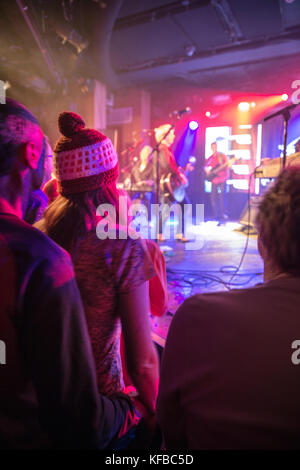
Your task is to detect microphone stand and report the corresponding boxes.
[147,114,185,241]
[144,124,175,241]
[264,102,299,169]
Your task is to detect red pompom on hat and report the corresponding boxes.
[58,111,85,137]
[54,111,118,196]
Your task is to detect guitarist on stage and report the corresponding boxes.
[155,124,192,242]
[205,141,229,226]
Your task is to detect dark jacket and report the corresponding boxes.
[0,213,136,449]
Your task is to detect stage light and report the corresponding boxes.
[55,24,89,54]
[189,120,199,131]
[282,93,289,101]
[184,44,196,57]
[251,102,256,108]
[205,111,211,117]
[238,102,250,111]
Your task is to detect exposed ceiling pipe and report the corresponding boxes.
[93,0,124,90]
[211,0,243,42]
[114,0,210,30]
[15,0,61,85]
[116,28,300,74]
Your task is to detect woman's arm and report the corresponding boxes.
[118,281,159,415]
[144,239,169,317]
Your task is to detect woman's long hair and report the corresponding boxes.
[41,183,124,255]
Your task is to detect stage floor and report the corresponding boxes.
[151,221,264,348]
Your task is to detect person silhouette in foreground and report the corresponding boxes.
[158,166,300,449]
[0,99,138,449]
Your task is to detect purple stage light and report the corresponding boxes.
[189,120,199,131]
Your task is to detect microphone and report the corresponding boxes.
[169,107,191,118]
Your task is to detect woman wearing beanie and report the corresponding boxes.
[36,112,159,432]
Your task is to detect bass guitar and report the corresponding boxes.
[205,156,237,182]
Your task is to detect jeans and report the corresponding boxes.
[211,182,225,221]
[158,195,187,236]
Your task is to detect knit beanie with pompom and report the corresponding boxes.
[53,111,118,196]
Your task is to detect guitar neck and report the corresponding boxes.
[216,161,229,172]
[181,164,192,176]
[214,157,235,172]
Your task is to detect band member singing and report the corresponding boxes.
[205,141,229,226]
[155,124,192,242]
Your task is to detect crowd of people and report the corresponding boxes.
[1,98,300,449]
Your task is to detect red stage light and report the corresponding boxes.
[281,93,289,101]
[205,111,211,117]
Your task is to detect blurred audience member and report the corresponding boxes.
[158,166,300,449]
[0,99,137,449]
[36,112,159,429]
[24,137,53,224]
[145,238,169,317]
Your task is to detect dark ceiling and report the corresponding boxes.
[1,0,300,98]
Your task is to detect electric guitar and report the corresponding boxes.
[205,156,237,182]
[160,161,194,203]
